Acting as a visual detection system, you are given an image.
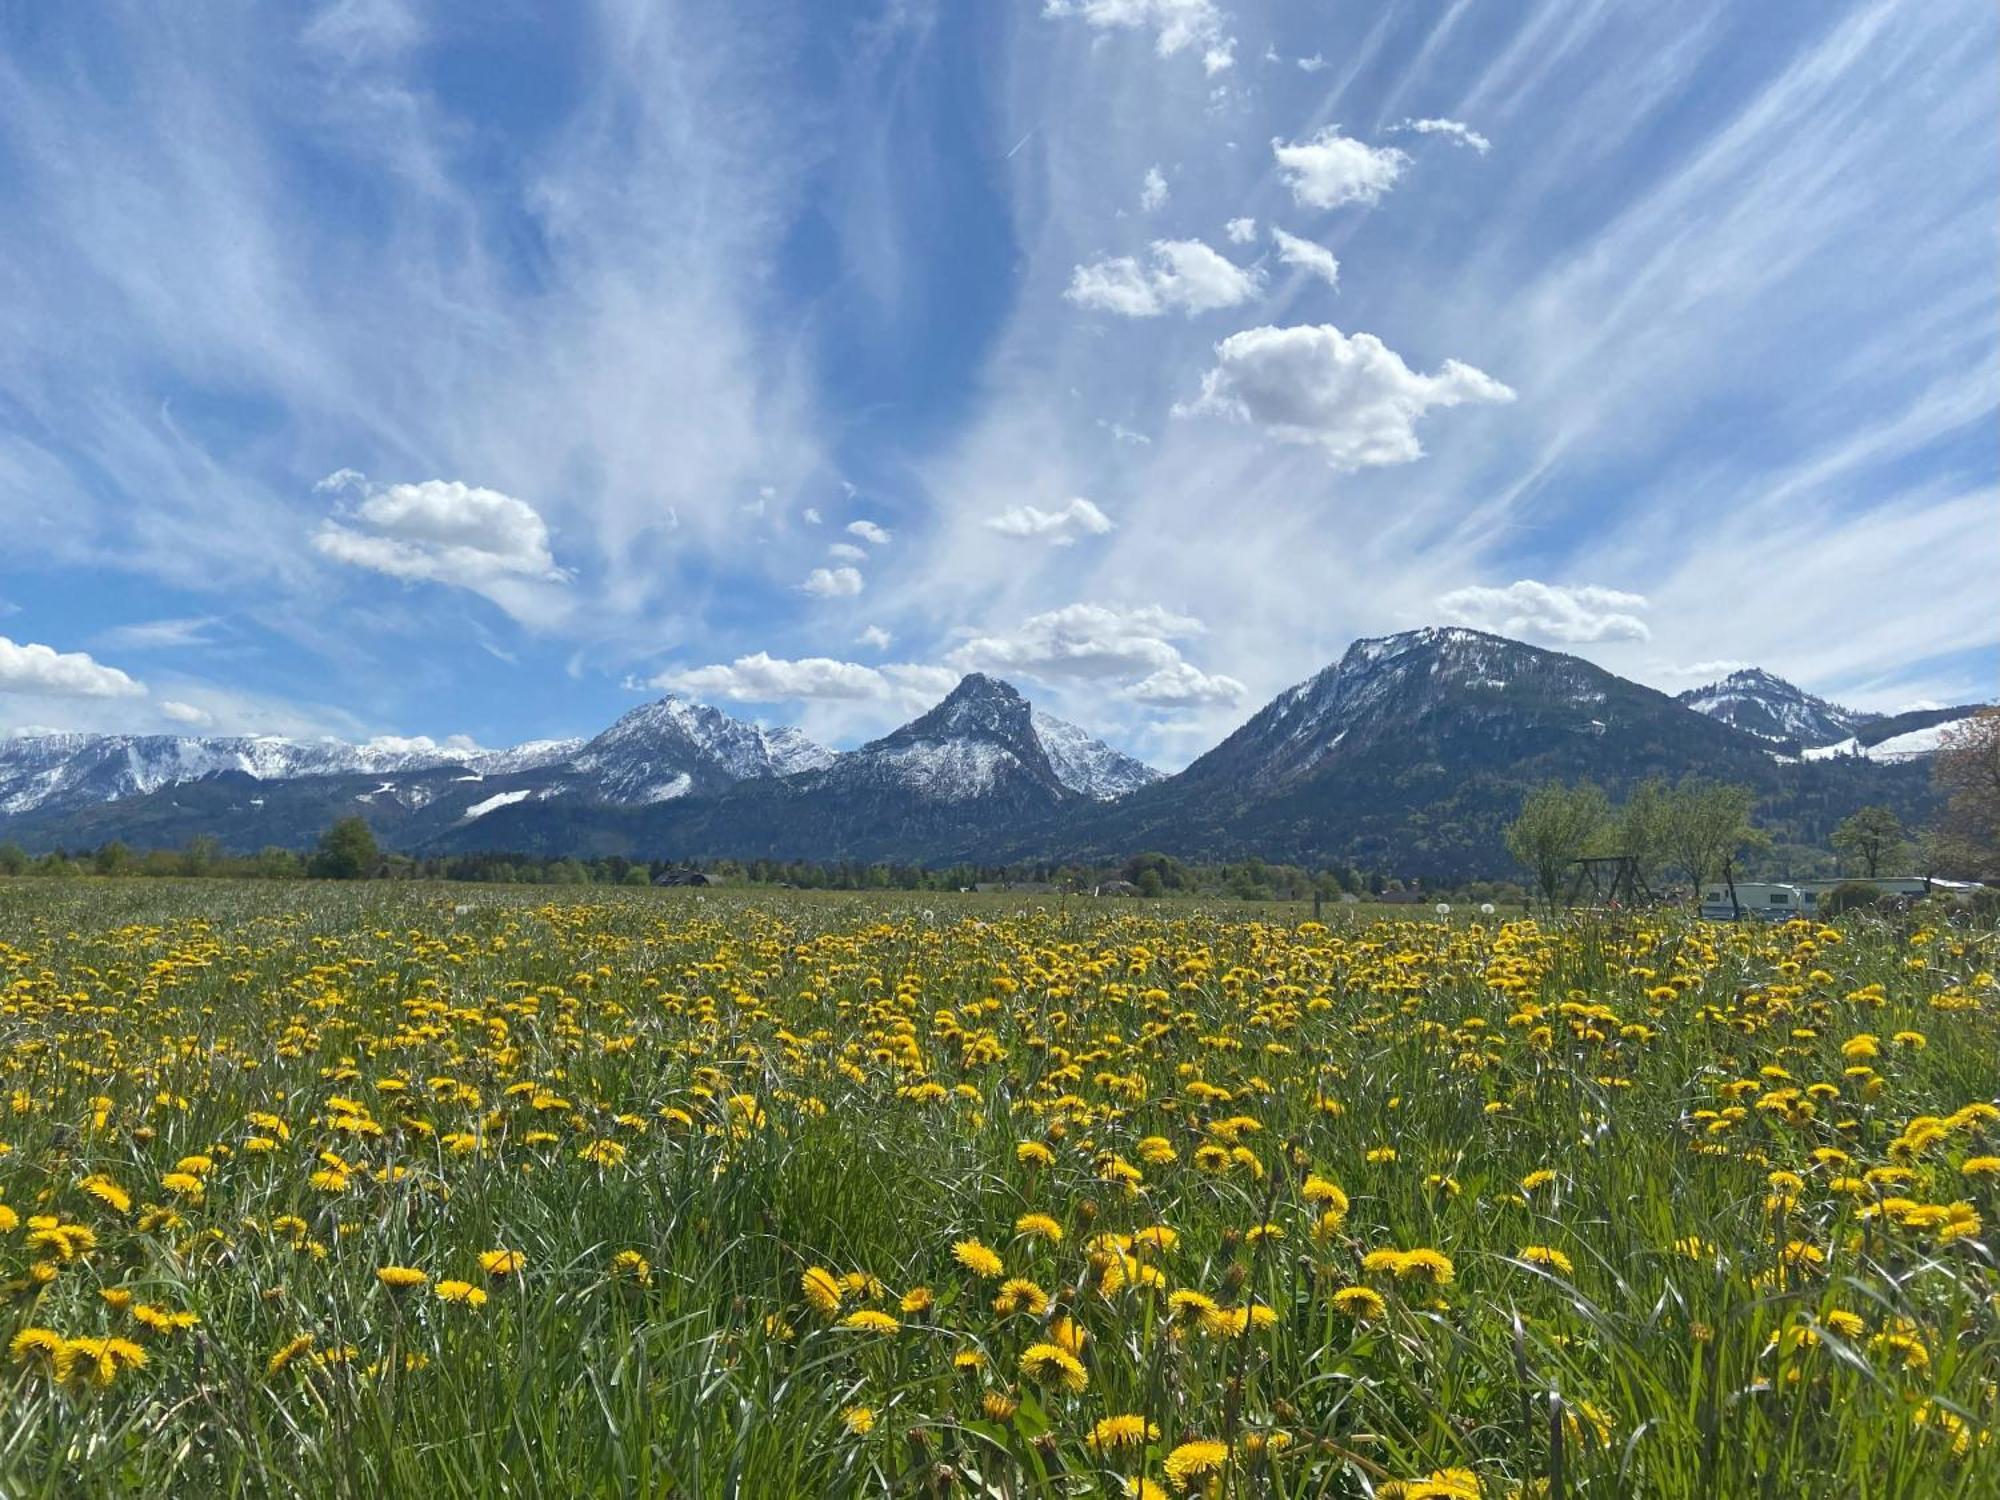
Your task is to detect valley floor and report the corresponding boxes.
[0,880,1995,1497]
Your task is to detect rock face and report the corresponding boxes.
[565,697,834,805]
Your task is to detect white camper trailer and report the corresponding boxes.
[1699,882,1810,921]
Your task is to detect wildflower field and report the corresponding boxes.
[1,881,1997,1498]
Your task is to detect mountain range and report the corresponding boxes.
[0,628,1982,879]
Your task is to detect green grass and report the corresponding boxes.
[0,877,1994,1497]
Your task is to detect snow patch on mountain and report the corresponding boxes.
[1676,668,1869,748]
[1031,710,1162,799]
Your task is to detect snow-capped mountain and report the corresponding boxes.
[0,731,580,818]
[1675,668,1873,748]
[1032,708,1163,800]
[567,697,834,805]
[792,674,1151,805]
[1170,626,1658,794]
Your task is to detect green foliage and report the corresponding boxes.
[310,816,382,880]
[1831,804,1909,878]
[1820,880,1884,917]
[1662,777,1767,897]
[1504,780,1609,906]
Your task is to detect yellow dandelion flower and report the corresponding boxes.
[1019,1340,1088,1394]
[953,1237,1004,1279]
[802,1265,844,1315]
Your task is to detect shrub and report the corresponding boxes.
[1819,881,1882,917]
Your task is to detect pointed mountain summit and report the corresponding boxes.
[799,673,1156,805]
[1676,667,1873,749]
[570,695,834,804]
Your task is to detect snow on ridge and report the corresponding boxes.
[462,788,535,821]
[1030,709,1161,800]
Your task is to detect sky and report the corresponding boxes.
[0,0,1994,768]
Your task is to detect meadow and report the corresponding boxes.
[0,879,1995,1498]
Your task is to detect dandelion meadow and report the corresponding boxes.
[1,880,1996,1497]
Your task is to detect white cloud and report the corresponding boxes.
[656,652,888,702]
[828,542,868,561]
[1271,127,1408,209]
[1662,658,1750,681]
[1139,165,1169,212]
[1120,660,1246,705]
[801,507,823,525]
[1224,216,1256,244]
[313,474,571,625]
[1066,239,1260,318]
[1179,324,1515,469]
[800,565,865,598]
[983,497,1116,545]
[1269,227,1340,287]
[160,699,214,726]
[651,651,954,706]
[946,603,1221,690]
[1202,40,1234,76]
[1044,0,1230,63]
[94,616,220,650]
[846,519,892,545]
[1436,580,1652,644]
[0,636,146,698]
[1296,53,1326,73]
[1394,117,1492,154]
[856,625,894,650]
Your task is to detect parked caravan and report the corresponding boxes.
[1699,882,1810,921]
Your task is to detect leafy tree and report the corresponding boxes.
[1504,780,1609,908]
[1930,709,2000,876]
[1830,805,1907,878]
[0,842,28,876]
[1615,777,1672,893]
[310,816,380,880]
[1663,778,1766,899]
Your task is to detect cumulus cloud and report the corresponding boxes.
[983,497,1116,545]
[1178,323,1515,469]
[856,625,894,650]
[1271,127,1408,209]
[827,542,868,561]
[651,652,954,705]
[0,636,146,699]
[1139,165,1169,211]
[800,565,865,598]
[801,507,822,525]
[1296,53,1326,73]
[1437,581,1652,644]
[846,519,891,545]
[313,473,570,624]
[1224,216,1256,244]
[946,603,1234,702]
[1269,227,1339,287]
[1394,117,1492,154]
[1066,240,1260,318]
[160,699,214,726]
[1120,660,1247,705]
[1044,0,1229,63]
[1665,658,1751,680]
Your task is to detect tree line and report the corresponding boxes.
[1503,708,2000,906]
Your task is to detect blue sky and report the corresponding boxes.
[0,0,1993,767]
